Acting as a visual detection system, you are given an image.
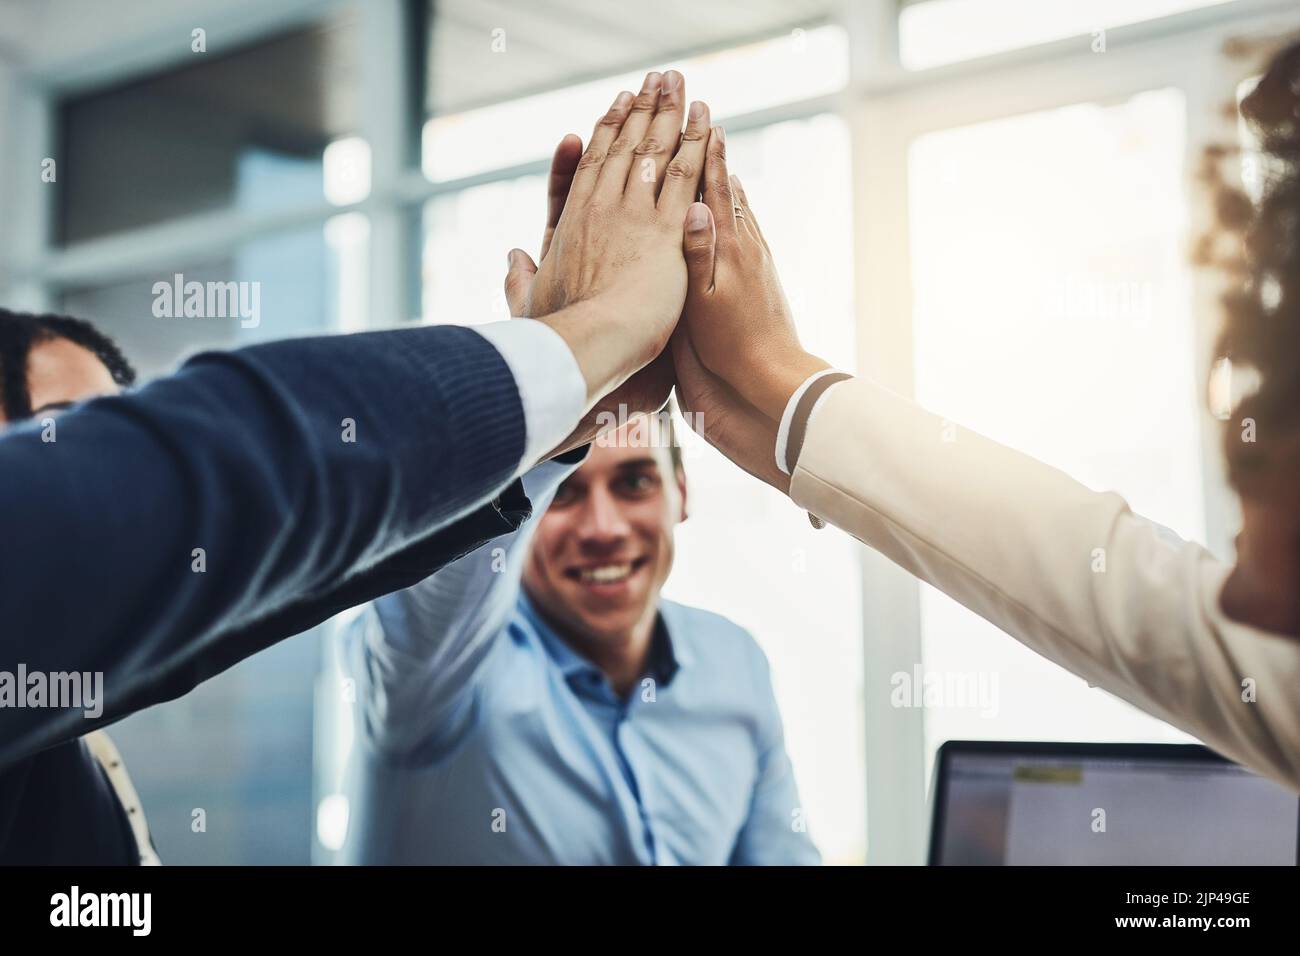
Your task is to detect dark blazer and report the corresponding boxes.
[0,324,548,863]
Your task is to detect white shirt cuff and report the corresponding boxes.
[775,369,845,476]
[473,319,587,474]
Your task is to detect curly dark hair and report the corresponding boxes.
[1196,36,1300,495]
[0,309,136,421]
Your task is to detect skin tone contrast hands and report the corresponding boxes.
[504,70,712,454]
[504,69,826,476]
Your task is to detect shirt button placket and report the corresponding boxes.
[615,718,660,864]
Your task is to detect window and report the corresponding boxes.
[899,0,1240,71]
[907,88,1203,778]
[63,219,368,368]
[421,25,850,182]
[423,0,839,119]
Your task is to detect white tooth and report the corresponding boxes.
[581,563,632,583]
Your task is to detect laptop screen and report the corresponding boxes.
[930,743,1299,865]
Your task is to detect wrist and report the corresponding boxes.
[537,298,661,409]
[751,349,831,421]
[537,299,615,409]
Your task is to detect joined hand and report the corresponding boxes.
[504,70,712,457]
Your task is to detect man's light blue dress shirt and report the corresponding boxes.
[340,456,820,865]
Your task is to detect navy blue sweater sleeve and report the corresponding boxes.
[0,324,528,770]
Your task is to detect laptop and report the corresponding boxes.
[928,740,1299,865]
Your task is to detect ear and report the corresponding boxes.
[675,467,689,523]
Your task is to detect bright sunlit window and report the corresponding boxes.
[324,136,372,206]
[908,88,1204,779]
[900,0,1240,70]
[421,24,849,183]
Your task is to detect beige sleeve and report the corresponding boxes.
[790,377,1300,792]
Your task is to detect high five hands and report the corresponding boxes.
[505,70,829,474]
[674,114,830,493]
[504,70,707,453]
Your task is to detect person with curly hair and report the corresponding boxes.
[0,310,137,425]
[1193,37,1300,634]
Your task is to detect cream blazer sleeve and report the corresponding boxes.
[789,377,1300,792]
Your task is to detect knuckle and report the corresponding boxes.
[681,125,708,143]
[607,136,633,157]
[632,138,665,156]
[665,158,695,181]
[630,93,657,113]
[597,110,624,128]
[576,147,605,170]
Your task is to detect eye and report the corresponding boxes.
[616,472,659,498]
[550,481,581,507]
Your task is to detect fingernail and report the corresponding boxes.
[662,70,681,93]
[689,100,705,120]
[506,250,516,268]
[645,71,662,91]
[714,125,726,144]
[731,174,743,190]
[686,203,709,230]
[612,91,631,109]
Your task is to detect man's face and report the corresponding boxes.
[522,419,686,646]
[0,337,119,428]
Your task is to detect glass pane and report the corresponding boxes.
[57,10,361,244]
[423,24,848,182]
[426,0,838,117]
[416,113,864,863]
[57,220,367,864]
[422,175,545,326]
[907,89,1203,778]
[900,0,1239,71]
[61,219,369,377]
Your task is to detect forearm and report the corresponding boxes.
[541,298,666,413]
[0,325,528,768]
[354,454,584,757]
[487,304,664,462]
[790,376,1300,790]
[743,348,833,424]
[368,456,579,662]
[672,335,829,494]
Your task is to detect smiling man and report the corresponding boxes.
[341,414,820,865]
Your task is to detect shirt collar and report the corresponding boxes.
[517,591,686,689]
